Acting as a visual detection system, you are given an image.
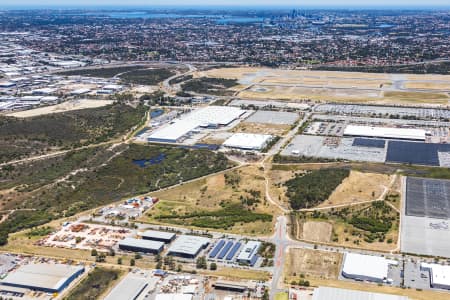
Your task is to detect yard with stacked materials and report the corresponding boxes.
[0,103,147,163]
[0,144,232,245]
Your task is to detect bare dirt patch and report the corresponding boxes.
[231,122,290,136]
[7,99,114,118]
[302,221,332,243]
[284,248,342,280]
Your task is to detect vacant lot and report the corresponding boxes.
[284,248,342,281]
[6,100,114,118]
[65,267,121,300]
[318,171,392,208]
[291,201,400,251]
[231,122,289,136]
[0,103,146,163]
[302,221,333,243]
[181,77,238,96]
[145,165,279,235]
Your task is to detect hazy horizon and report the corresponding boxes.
[1,0,450,9]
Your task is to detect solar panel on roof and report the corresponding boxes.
[406,177,450,219]
[250,254,259,266]
[352,138,386,148]
[217,241,234,259]
[209,240,225,258]
[386,141,450,166]
[226,242,241,260]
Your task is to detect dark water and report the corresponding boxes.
[133,153,166,167]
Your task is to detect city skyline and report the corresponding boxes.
[1,0,450,7]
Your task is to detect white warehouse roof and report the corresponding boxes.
[168,235,210,257]
[344,125,426,141]
[237,241,261,261]
[312,287,409,300]
[155,294,192,300]
[149,106,245,142]
[421,263,450,289]
[0,263,84,292]
[342,253,398,282]
[223,133,273,150]
[119,237,164,251]
[104,273,150,300]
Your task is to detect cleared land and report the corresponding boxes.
[6,100,114,118]
[284,248,342,281]
[199,67,450,105]
[231,122,289,136]
[302,221,332,243]
[144,165,281,236]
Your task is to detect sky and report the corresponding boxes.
[1,0,450,7]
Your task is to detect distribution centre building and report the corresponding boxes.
[342,253,398,283]
[344,125,426,141]
[222,133,273,151]
[167,235,210,259]
[312,286,410,300]
[140,230,176,244]
[0,263,85,293]
[148,106,246,143]
[104,273,159,300]
[420,263,450,290]
[118,237,164,254]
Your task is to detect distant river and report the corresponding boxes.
[75,11,264,24]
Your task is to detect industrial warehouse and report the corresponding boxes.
[140,230,176,244]
[118,237,165,254]
[223,133,273,151]
[341,253,398,283]
[343,125,427,141]
[401,177,450,258]
[167,235,210,259]
[147,106,246,143]
[0,263,85,293]
[420,263,450,290]
[104,272,159,300]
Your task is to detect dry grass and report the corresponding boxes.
[6,99,114,118]
[302,221,332,243]
[404,81,450,90]
[143,165,282,236]
[318,171,392,208]
[284,248,342,280]
[202,268,270,281]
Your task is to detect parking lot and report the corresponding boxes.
[244,110,299,125]
[314,103,450,120]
